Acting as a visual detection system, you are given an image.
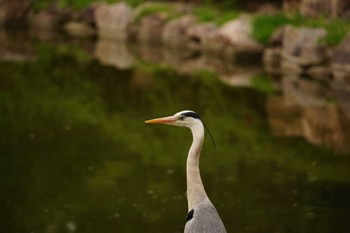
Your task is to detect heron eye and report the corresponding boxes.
[179,115,185,121]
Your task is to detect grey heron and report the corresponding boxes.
[145,110,227,233]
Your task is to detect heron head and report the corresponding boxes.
[145,110,201,128]
[145,110,216,148]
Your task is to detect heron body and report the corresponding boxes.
[146,110,227,233]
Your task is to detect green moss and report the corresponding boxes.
[252,13,291,45]
[193,6,239,26]
[32,0,142,10]
[292,14,350,46]
[323,19,350,46]
[133,3,183,23]
[122,0,144,8]
[252,12,350,46]
[193,7,218,22]
[32,1,52,11]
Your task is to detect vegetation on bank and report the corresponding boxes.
[193,6,239,26]
[252,13,350,46]
[31,0,350,46]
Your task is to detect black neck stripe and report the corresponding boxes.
[186,209,194,222]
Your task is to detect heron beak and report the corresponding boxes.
[145,116,177,124]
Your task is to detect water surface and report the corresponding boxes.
[1,29,350,233]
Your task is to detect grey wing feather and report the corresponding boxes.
[184,202,227,233]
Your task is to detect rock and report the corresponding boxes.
[282,0,301,13]
[138,13,167,43]
[134,2,194,44]
[63,22,95,37]
[300,0,332,17]
[283,0,350,18]
[300,0,350,18]
[94,2,134,40]
[282,26,327,66]
[218,16,264,52]
[330,32,350,82]
[269,26,285,47]
[202,16,264,58]
[0,0,31,25]
[186,22,216,49]
[162,15,196,48]
[333,0,350,18]
[202,29,235,56]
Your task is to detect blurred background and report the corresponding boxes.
[1,0,350,233]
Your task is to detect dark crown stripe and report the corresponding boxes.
[181,112,200,119]
[181,111,216,148]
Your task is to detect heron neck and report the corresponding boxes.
[186,123,209,210]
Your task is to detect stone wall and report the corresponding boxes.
[283,0,350,18]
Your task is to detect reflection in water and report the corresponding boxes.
[0,29,350,233]
[25,28,350,153]
[267,76,350,153]
[94,38,134,69]
[0,30,36,62]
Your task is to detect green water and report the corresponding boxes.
[1,32,350,233]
